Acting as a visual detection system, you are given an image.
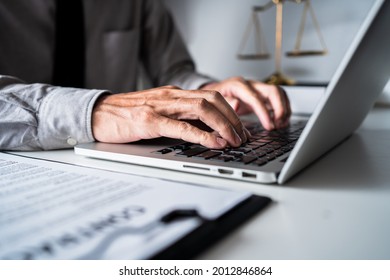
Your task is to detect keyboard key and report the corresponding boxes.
[170,143,193,151]
[261,147,276,154]
[280,147,290,153]
[155,148,173,154]
[252,158,268,166]
[274,149,285,157]
[193,150,222,159]
[241,144,260,151]
[225,151,243,157]
[229,147,252,154]
[236,155,257,164]
[176,147,209,157]
[210,155,236,162]
[211,148,231,153]
[252,150,267,157]
[266,153,277,160]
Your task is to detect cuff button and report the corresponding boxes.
[67,137,78,146]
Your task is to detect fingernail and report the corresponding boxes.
[216,137,228,147]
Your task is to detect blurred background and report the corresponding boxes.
[163,0,390,103]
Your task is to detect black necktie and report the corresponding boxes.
[53,0,85,88]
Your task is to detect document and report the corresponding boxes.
[0,152,253,260]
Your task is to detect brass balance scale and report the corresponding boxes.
[237,0,328,85]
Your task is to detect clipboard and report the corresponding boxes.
[0,152,272,260]
[152,195,271,259]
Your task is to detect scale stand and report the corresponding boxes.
[238,0,328,85]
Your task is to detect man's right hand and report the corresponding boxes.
[92,86,250,149]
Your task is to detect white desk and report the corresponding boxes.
[9,106,390,259]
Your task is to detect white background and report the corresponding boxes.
[163,0,390,101]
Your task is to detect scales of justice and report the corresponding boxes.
[238,0,328,85]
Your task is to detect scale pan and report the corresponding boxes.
[237,53,270,60]
[286,50,327,57]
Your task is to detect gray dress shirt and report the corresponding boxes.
[0,0,214,150]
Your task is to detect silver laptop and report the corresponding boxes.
[75,0,390,184]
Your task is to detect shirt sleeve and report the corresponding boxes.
[140,0,217,90]
[0,75,108,151]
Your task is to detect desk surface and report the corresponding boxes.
[10,106,390,259]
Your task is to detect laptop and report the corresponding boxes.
[75,0,390,184]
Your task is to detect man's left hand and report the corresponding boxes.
[201,77,291,130]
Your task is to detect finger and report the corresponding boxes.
[244,127,252,139]
[222,96,252,139]
[271,86,291,128]
[262,85,291,128]
[250,82,291,127]
[283,87,292,119]
[190,91,248,142]
[139,90,247,143]
[149,97,243,147]
[224,96,241,112]
[279,87,292,127]
[224,78,276,130]
[156,116,229,149]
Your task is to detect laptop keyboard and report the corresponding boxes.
[154,120,306,166]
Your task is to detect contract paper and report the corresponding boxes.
[0,153,250,260]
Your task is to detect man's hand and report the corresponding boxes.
[201,77,291,130]
[92,86,250,149]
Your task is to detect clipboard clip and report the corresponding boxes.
[74,208,207,259]
[160,209,209,224]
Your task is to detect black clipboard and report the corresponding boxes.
[151,194,272,259]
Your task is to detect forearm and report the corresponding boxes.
[0,75,108,151]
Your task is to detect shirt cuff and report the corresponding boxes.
[38,86,108,150]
